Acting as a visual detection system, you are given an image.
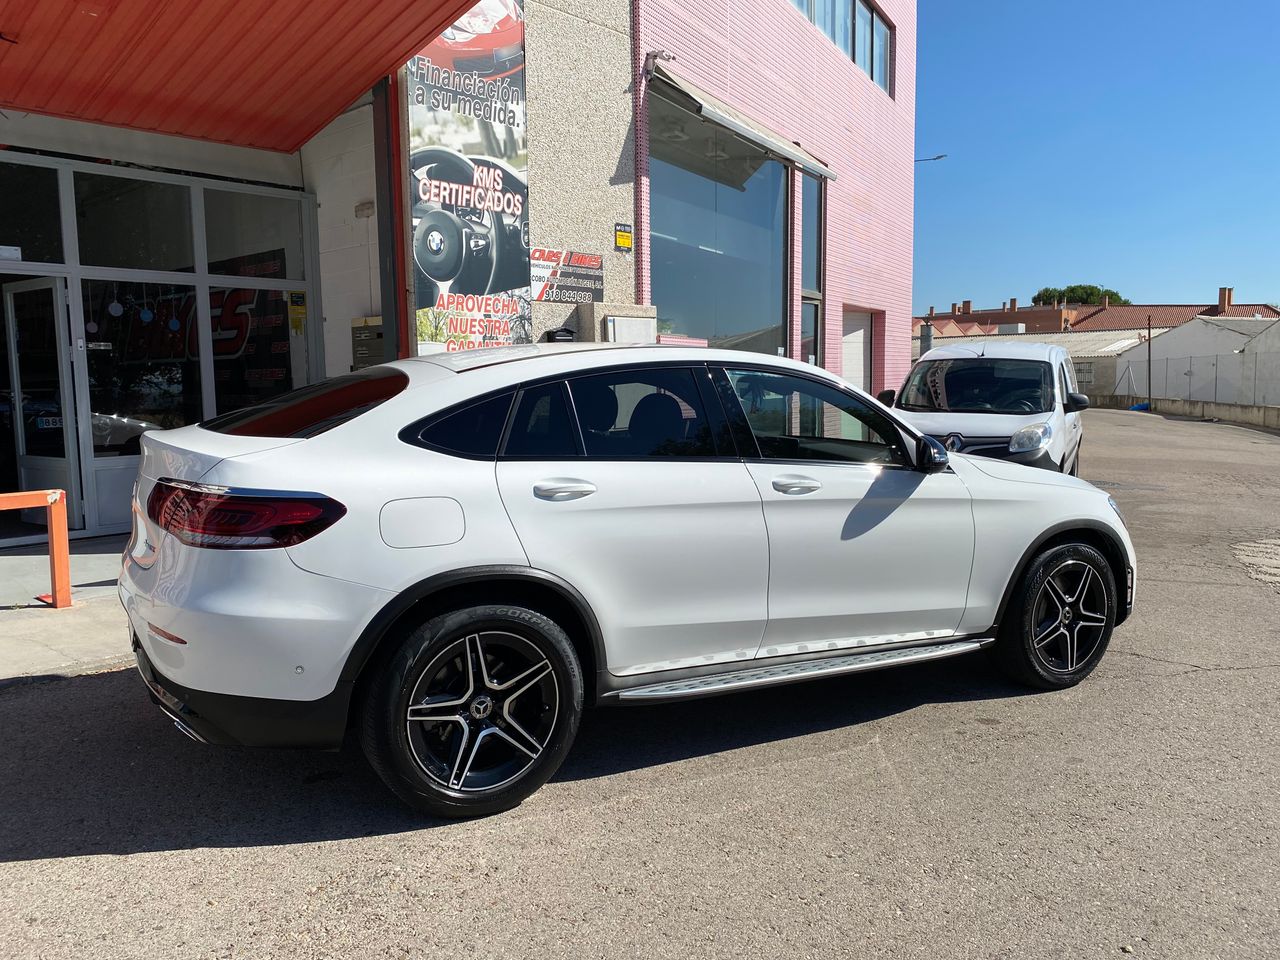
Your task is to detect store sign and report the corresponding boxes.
[530,248,605,304]
[406,0,532,353]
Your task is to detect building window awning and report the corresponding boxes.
[649,63,836,181]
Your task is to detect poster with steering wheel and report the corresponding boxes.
[406,0,532,354]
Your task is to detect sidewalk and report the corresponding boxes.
[0,535,131,684]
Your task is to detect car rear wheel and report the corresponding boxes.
[361,604,583,817]
[993,542,1115,689]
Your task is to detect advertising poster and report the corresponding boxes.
[406,0,532,353]
[530,248,605,305]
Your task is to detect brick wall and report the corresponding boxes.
[635,0,917,391]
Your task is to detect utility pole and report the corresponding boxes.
[1146,314,1153,408]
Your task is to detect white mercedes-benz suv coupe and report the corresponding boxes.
[121,344,1135,817]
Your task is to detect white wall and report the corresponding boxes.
[299,105,380,377]
[0,112,301,186]
[1114,318,1276,404]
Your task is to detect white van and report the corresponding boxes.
[879,341,1088,474]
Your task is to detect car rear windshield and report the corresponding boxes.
[200,367,409,438]
[898,358,1054,415]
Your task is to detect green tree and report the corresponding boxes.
[1031,285,1130,306]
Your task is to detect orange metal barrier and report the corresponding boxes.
[0,489,72,608]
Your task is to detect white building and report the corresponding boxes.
[1113,316,1280,405]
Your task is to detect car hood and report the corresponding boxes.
[895,409,1049,438]
[954,452,1097,491]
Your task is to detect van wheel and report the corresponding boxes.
[361,604,583,817]
[993,543,1115,689]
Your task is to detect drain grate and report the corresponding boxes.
[1232,538,1280,590]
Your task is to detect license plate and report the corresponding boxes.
[36,416,63,429]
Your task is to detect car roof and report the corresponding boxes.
[397,342,840,381]
[918,340,1067,363]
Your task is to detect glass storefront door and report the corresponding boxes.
[0,154,319,544]
[1,276,84,534]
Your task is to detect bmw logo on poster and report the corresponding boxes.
[406,0,532,354]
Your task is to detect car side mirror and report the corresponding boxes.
[1065,392,1091,413]
[876,389,896,406]
[916,434,949,473]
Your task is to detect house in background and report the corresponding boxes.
[916,287,1279,339]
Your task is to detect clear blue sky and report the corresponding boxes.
[912,0,1280,315]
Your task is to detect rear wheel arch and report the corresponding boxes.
[343,567,606,713]
[994,521,1130,631]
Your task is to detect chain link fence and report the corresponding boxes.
[1112,352,1280,407]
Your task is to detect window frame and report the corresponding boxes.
[712,364,914,468]
[499,379,584,460]
[794,0,894,97]
[400,388,517,461]
[565,364,732,461]
[799,172,825,367]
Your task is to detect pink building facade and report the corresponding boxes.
[631,0,916,392]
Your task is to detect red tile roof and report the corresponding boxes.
[1070,303,1280,331]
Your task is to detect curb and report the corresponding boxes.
[0,653,134,693]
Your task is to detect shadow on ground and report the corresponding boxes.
[0,656,1030,862]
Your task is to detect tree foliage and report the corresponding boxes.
[1031,285,1130,307]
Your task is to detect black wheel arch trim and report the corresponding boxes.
[992,519,1132,631]
[338,564,609,703]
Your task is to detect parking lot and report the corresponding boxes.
[1,408,1277,959]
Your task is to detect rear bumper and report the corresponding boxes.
[133,638,351,749]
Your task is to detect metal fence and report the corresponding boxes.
[1112,352,1280,407]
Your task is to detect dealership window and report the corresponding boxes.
[204,189,306,280]
[74,172,195,272]
[800,173,824,366]
[81,279,203,456]
[791,0,892,94]
[648,90,787,356]
[0,162,63,263]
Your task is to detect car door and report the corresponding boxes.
[1059,360,1082,465]
[715,365,976,658]
[495,364,769,677]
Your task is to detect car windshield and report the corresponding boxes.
[898,358,1054,415]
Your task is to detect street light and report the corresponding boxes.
[915,154,948,163]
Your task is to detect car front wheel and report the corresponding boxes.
[361,604,583,817]
[993,542,1115,689]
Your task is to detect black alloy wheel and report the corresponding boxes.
[362,604,583,817]
[993,542,1115,689]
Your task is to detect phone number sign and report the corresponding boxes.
[530,248,605,305]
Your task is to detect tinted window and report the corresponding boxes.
[570,368,718,458]
[898,358,1054,415]
[0,162,63,262]
[201,367,407,438]
[1058,364,1071,406]
[504,382,579,457]
[725,368,905,465]
[415,391,514,458]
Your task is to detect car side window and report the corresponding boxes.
[568,367,720,458]
[1059,364,1071,406]
[723,368,907,465]
[411,391,515,458]
[503,381,581,458]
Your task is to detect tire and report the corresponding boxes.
[993,542,1115,690]
[361,604,583,817]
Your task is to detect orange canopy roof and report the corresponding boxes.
[0,0,476,153]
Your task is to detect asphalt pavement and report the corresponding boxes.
[1,409,1277,959]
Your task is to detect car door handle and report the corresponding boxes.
[533,479,597,501]
[772,475,823,495]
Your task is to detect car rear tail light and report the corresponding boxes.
[146,479,346,549]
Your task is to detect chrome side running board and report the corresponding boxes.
[615,640,988,703]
